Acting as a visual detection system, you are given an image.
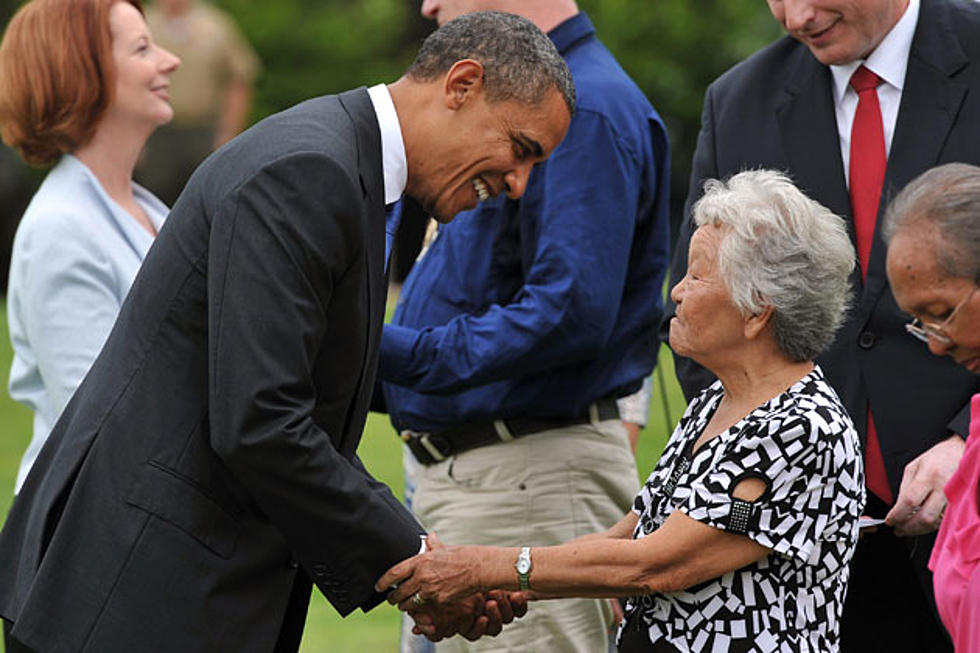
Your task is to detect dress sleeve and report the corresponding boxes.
[678,409,854,563]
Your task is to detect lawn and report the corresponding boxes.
[0,300,685,652]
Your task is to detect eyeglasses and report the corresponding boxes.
[905,285,978,346]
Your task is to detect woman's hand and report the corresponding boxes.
[376,534,528,642]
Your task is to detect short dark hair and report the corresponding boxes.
[883,163,980,282]
[406,11,575,116]
[0,0,144,166]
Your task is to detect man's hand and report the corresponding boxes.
[376,533,483,607]
[406,593,483,642]
[376,533,528,642]
[408,590,528,642]
[885,435,965,536]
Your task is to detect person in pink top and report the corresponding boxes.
[885,162,980,651]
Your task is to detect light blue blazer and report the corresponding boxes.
[7,154,167,492]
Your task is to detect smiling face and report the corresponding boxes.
[105,2,180,130]
[406,64,570,222]
[669,225,751,368]
[766,0,908,65]
[887,229,980,373]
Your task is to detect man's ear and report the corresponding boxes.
[443,59,485,110]
[744,304,774,340]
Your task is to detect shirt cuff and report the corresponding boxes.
[617,376,652,426]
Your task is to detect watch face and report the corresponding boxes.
[517,559,531,574]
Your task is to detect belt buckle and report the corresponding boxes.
[401,430,451,464]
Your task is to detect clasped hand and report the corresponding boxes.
[374,533,527,642]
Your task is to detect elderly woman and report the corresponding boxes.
[884,163,980,653]
[0,0,178,495]
[378,169,863,652]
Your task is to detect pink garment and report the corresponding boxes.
[930,393,980,651]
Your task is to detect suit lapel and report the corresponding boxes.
[776,49,851,222]
[337,88,386,446]
[776,4,969,327]
[775,49,863,295]
[870,0,968,293]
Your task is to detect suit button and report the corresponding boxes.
[858,331,875,349]
[287,558,299,570]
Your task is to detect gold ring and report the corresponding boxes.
[411,592,426,608]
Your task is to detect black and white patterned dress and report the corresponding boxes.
[620,366,864,652]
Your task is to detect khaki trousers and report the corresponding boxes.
[413,419,640,653]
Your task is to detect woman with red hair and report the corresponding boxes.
[0,0,178,509]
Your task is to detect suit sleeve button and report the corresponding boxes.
[858,331,875,349]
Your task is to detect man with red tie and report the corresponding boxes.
[664,1,980,651]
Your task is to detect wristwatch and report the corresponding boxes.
[515,546,532,590]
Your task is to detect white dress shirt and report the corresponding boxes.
[367,83,408,205]
[8,155,167,492]
[367,83,409,271]
[831,0,919,185]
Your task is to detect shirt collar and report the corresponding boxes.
[366,83,407,205]
[547,11,594,54]
[830,0,919,102]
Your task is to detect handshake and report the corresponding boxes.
[375,533,528,642]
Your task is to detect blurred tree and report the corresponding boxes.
[216,0,431,117]
[579,0,781,237]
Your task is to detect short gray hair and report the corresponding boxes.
[693,170,856,362]
[406,11,575,116]
[883,163,980,282]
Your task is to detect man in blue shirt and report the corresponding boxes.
[378,1,669,650]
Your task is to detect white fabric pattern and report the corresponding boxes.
[621,366,864,652]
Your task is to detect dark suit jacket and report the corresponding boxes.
[0,88,424,652]
[667,0,980,497]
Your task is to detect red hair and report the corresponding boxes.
[0,0,143,166]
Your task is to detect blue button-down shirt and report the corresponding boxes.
[379,12,670,432]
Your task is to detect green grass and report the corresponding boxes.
[0,303,30,523]
[0,300,685,652]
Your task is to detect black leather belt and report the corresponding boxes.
[402,397,620,466]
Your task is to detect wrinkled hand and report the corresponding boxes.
[885,435,964,536]
[376,533,484,607]
[408,590,528,642]
[376,533,528,642]
[406,593,483,642]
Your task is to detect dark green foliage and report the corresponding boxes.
[578,0,781,226]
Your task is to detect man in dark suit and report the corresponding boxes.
[0,12,572,652]
[666,1,980,651]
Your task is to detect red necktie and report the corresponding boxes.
[849,65,885,278]
[849,65,893,505]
